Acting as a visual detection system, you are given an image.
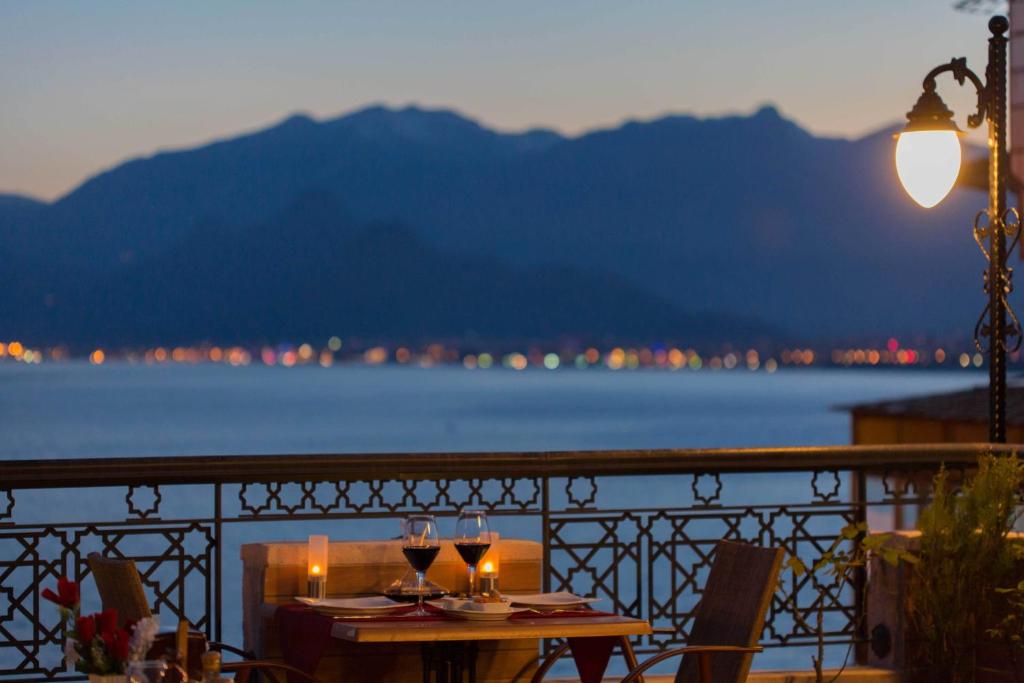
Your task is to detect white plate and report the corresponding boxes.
[296,596,405,614]
[506,591,601,610]
[427,601,528,621]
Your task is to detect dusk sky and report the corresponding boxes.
[1,1,995,200]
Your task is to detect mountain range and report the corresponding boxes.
[0,104,993,348]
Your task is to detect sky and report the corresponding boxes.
[0,1,999,201]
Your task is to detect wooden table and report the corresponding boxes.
[331,614,652,683]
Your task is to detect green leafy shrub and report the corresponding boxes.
[910,454,1024,682]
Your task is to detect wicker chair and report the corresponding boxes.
[86,552,253,660]
[86,552,152,624]
[531,540,783,683]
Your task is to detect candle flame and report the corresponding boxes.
[481,560,494,574]
[311,564,321,575]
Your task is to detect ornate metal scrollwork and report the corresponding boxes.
[923,56,988,129]
[811,470,842,503]
[691,473,722,507]
[972,208,1023,354]
[126,484,162,520]
[565,477,598,510]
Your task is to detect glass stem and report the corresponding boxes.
[468,565,477,596]
[416,570,426,612]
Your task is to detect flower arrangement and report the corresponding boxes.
[42,577,159,677]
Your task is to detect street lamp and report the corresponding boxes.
[895,15,1020,443]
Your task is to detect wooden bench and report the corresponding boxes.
[241,538,542,682]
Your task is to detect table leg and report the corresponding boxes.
[419,641,478,683]
[422,642,435,683]
[466,641,478,683]
[450,644,461,682]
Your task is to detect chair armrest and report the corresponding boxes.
[620,645,762,683]
[222,660,320,683]
[529,642,571,683]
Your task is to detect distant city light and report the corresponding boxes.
[506,352,528,371]
[328,336,343,352]
[0,335,1005,373]
[364,347,387,365]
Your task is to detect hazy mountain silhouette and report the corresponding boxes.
[13,192,774,347]
[0,104,993,342]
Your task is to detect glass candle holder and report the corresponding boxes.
[307,535,328,599]
[478,532,500,595]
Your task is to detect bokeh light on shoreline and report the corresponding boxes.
[0,336,1009,373]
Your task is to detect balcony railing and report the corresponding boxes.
[0,443,1012,680]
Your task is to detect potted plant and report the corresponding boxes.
[908,454,1024,682]
[42,577,159,682]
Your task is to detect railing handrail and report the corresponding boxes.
[1,442,1015,489]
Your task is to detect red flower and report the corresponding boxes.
[75,614,96,644]
[41,577,80,609]
[96,608,118,634]
[101,627,131,662]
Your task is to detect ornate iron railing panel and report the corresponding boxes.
[0,444,1008,680]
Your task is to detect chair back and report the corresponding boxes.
[675,540,783,683]
[87,552,152,625]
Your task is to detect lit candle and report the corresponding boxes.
[307,535,328,599]
[479,533,500,595]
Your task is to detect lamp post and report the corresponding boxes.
[895,15,1021,443]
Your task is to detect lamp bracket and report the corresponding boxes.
[922,57,987,129]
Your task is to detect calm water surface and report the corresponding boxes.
[0,362,985,458]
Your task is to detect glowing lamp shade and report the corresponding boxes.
[895,129,962,208]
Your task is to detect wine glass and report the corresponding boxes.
[401,514,440,616]
[455,510,492,596]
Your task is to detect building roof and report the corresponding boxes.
[841,385,1024,426]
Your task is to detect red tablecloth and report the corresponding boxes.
[274,603,623,683]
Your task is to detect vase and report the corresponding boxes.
[88,674,125,683]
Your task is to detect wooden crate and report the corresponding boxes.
[241,538,542,682]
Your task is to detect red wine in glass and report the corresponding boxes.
[454,542,490,567]
[402,546,440,573]
[401,514,440,616]
[455,510,492,596]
